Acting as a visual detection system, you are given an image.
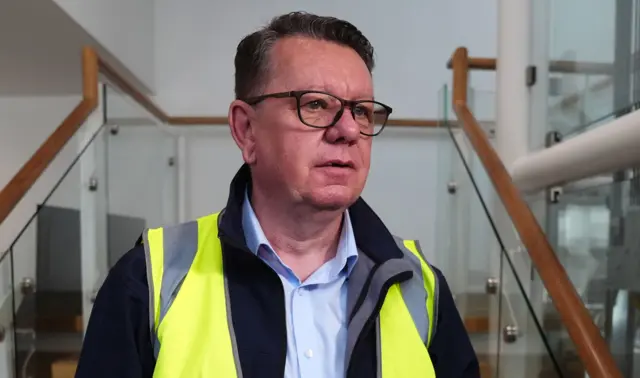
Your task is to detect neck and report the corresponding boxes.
[250,185,344,282]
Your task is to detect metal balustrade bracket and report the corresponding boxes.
[547,186,563,204]
[503,325,519,343]
[545,130,563,148]
[88,176,99,192]
[485,277,499,295]
[20,277,36,296]
[539,130,564,206]
[447,181,458,195]
[526,65,537,87]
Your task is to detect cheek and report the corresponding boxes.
[255,128,307,172]
[358,140,373,168]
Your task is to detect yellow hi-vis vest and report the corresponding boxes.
[142,212,439,377]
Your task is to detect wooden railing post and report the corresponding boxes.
[82,47,99,106]
[451,47,469,106]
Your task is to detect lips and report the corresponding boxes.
[318,159,355,169]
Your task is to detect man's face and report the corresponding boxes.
[241,37,374,211]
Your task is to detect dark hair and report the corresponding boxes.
[234,12,375,99]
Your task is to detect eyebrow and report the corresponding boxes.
[298,86,374,101]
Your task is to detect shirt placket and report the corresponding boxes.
[291,284,320,377]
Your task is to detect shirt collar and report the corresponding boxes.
[242,189,358,277]
[220,164,405,265]
[242,189,269,255]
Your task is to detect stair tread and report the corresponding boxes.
[16,291,84,333]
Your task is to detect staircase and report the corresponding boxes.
[15,291,83,378]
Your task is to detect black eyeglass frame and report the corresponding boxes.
[241,90,393,136]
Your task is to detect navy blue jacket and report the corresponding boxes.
[76,165,479,377]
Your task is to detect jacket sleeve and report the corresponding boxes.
[428,268,481,378]
[75,245,156,378]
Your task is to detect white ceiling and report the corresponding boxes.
[0,0,150,96]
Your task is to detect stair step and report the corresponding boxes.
[479,359,492,378]
[464,315,490,334]
[15,351,78,378]
[16,291,83,333]
[51,358,78,378]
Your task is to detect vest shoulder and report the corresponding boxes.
[392,235,429,261]
[392,235,444,275]
[145,212,221,234]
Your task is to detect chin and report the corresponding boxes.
[304,185,359,211]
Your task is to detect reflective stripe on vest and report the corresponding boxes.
[143,211,438,378]
[380,239,438,377]
[402,239,439,347]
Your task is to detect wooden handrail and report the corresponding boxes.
[447,56,615,75]
[99,58,170,123]
[0,48,99,227]
[445,53,616,113]
[450,47,621,378]
[386,119,440,127]
[0,46,452,229]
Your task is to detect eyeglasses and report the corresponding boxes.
[242,90,393,136]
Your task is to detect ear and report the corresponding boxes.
[228,100,257,164]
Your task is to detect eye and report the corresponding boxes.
[353,104,371,118]
[303,99,328,110]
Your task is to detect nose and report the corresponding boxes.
[324,109,361,144]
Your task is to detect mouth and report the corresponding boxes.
[318,160,355,169]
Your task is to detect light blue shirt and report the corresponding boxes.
[242,191,358,378]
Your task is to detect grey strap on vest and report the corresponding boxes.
[144,215,244,377]
[345,236,440,370]
[414,239,440,344]
[143,221,199,358]
[346,253,415,370]
[392,236,440,347]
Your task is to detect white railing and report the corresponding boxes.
[512,108,640,193]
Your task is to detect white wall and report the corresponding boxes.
[154,0,498,116]
[53,0,156,90]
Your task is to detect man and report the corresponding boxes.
[76,11,479,378]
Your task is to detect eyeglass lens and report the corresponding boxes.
[298,92,388,135]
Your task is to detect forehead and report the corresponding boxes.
[265,36,373,99]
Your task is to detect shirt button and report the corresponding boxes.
[304,349,313,359]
